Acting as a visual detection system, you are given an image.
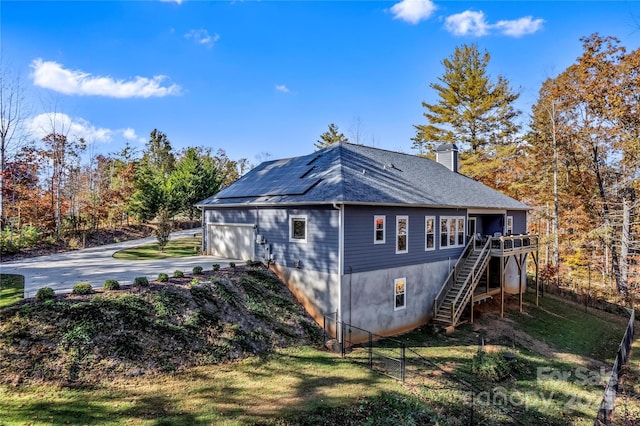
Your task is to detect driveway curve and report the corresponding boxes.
[0,228,241,298]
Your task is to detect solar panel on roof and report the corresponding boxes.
[216,156,320,199]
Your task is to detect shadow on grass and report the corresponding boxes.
[0,274,24,307]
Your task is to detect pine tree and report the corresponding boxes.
[412,44,522,196]
[315,123,349,150]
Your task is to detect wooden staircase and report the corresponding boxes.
[432,237,492,328]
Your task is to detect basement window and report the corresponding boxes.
[394,277,406,311]
[374,215,386,244]
[289,215,307,243]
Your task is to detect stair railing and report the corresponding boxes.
[449,237,492,325]
[433,236,475,318]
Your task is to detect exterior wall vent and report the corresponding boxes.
[435,143,459,173]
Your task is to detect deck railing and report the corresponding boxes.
[490,234,539,256]
[447,237,492,325]
[433,237,475,318]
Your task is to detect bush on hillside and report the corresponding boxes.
[103,280,120,291]
[72,282,93,295]
[134,276,149,287]
[35,287,55,301]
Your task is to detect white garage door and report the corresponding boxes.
[208,224,255,260]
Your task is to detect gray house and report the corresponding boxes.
[197,142,538,337]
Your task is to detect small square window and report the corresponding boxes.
[394,277,406,310]
[506,216,514,235]
[289,215,307,243]
[374,215,386,244]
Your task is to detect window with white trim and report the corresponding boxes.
[289,215,307,243]
[394,277,406,310]
[506,216,514,235]
[439,216,465,248]
[396,216,408,254]
[425,216,435,251]
[374,215,386,244]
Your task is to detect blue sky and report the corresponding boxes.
[2,0,640,164]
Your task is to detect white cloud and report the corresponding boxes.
[30,59,182,98]
[275,84,290,93]
[160,0,183,4]
[445,10,490,36]
[185,29,220,48]
[444,10,543,37]
[28,113,111,143]
[494,16,544,37]
[390,0,437,24]
[28,113,145,144]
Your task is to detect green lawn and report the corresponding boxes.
[0,288,635,425]
[112,237,202,260]
[0,274,24,307]
[0,346,424,425]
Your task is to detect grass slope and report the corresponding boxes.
[0,272,636,425]
[0,266,320,385]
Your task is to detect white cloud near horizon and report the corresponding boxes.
[390,0,437,24]
[184,29,220,48]
[28,113,145,145]
[445,10,543,37]
[160,0,183,5]
[30,59,182,98]
[275,84,290,93]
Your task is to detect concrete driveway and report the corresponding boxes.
[0,228,241,298]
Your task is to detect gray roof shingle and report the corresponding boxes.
[197,143,528,210]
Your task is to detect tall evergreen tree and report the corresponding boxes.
[413,44,520,155]
[315,123,349,150]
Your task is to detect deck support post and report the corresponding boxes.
[518,254,523,313]
[500,257,505,318]
[535,249,540,306]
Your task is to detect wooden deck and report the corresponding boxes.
[489,234,539,257]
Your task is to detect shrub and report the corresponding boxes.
[190,278,199,287]
[158,273,169,282]
[212,264,220,272]
[72,282,93,295]
[103,279,120,290]
[134,276,149,287]
[229,262,236,269]
[192,266,203,275]
[173,270,185,278]
[35,286,55,301]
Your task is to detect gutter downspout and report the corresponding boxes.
[333,203,343,324]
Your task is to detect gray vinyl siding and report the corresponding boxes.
[344,205,466,274]
[507,210,527,234]
[203,206,339,274]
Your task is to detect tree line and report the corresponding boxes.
[0,109,247,253]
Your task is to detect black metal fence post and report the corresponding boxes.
[368,332,373,369]
[400,343,406,383]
